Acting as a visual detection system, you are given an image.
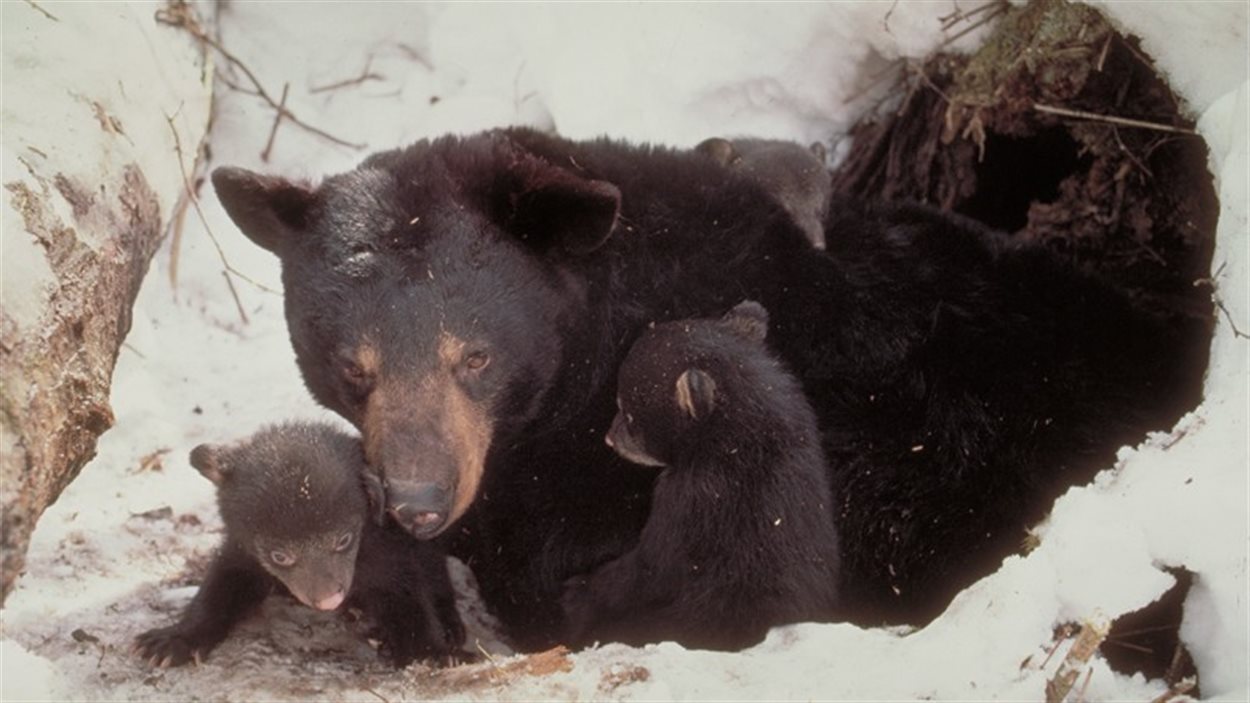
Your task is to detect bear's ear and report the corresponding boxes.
[721,300,769,342]
[513,175,621,255]
[189,444,230,485]
[212,167,316,254]
[675,368,717,420]
[497,139,621,256]
[695,137,742,166]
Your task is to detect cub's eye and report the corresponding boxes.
[269,550,296,567]
[333,532,354,552]
[465,351,490,371]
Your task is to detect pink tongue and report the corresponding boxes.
[314,591,345,611]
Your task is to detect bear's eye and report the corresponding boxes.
[269,550,296,567]
[465,351,490,371]
[333,532,354,552]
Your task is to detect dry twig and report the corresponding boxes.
[1194,262,1250,341]
[164,111,279,312]
[261,83,290,163]
[1033,103,1196,135]
[23,0,58,21]
[940,1,1008,48]
[1045,617,1110,703]
[1150,677,1197,703]
[310,58,384,94]
[155,4,364,150]
[940,0,1004,31]
[221,271,250,325]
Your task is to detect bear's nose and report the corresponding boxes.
[387,481,450,538]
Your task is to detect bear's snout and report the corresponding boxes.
[387,480,451,538]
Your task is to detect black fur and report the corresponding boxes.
[696,136,831,249]
[562,301,840,650]
[213,129,1205,649]
[133,422,465,667]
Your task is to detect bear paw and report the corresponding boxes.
[133,626,212,668]
[559,575,597,642]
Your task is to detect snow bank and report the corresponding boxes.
[2,3,1245,701]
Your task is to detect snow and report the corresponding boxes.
[2,2,1246,701]
[1,1,211,329]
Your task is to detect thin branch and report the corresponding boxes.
[940,0,1003,31]
[1112,127,1153,179]
[1045,618,1109,703]
[155,4,364,150]
[939,1,1008,49]
[310,58,384,94]
[261,82,290,163]
[163,111,280,301]
[396,43,434,72]
[1096,33,1112,72]
[217,72,262,97]
[121,342,147,360]
[1150,678,1197,703]
[1033,103,1196,135]
[843,59,906,106]
[1216,298,1250,340]
[23,0,58,22]
[1194,261,1250,341]
[882,0,901,35]
[167,182,191,292]
[221,271,249,325]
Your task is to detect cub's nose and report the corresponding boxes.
[387,481,450,538]
[313,589,345,611]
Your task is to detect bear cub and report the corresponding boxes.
[696,137,831,250]
[561,301,841,651]
[134,422,465,667]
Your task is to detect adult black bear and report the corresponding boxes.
[213,128,1203,649]
[134,422,466,667]
[561,300,840,650]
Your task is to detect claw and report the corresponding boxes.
[193,650,202,667]
[160,655,172,668]
[148,655,160,668]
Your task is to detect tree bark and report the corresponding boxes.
[0,2,213,604]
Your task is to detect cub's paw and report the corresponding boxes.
[371,619,443,669]
[133,626,209,668]
[435,648,483,668]
[559,575,596,641]
[438,608,467,650]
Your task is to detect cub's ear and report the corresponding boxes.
[721,300,769,342]
[361,471,387,527]
[695,137,741,166]
[189,444,229,486]
[212,167,316,254]
[675,368,717,420]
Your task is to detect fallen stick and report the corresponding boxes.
[1045,616,1110,703]
[1033,103,1196,135]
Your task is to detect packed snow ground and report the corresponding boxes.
[2,2,1247,701]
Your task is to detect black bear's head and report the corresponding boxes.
[607,301,770,467]
[190,422,367,611]
[212,130,622,539]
